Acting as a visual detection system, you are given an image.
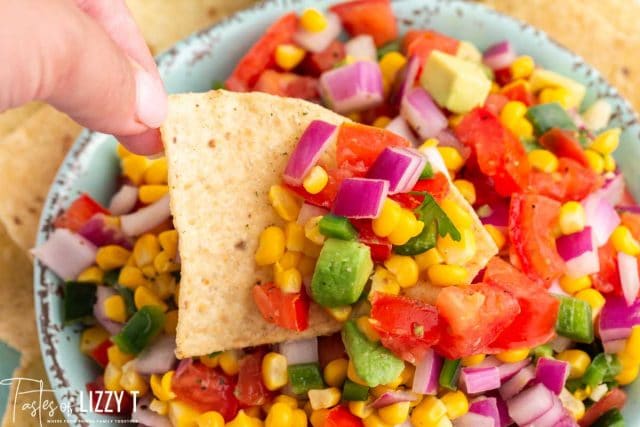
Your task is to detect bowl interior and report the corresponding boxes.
[35,0,640,425]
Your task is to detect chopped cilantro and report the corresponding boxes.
[419,161,434,180]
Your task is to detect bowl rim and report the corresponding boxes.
[33,0,640,425]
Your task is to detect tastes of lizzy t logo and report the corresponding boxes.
[0,377,138,426]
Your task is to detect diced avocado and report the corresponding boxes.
[342,320,404,387]
[420,51,491,114]
[526,102,577,135]
[311,239,373,307]
[455,40,482,63]
[529,69,586,109]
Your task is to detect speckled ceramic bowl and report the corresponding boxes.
[34,0,640,425]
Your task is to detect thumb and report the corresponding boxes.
[0,0,167,154]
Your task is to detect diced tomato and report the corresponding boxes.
[89,339,111,368]
[286,167,354,209]
[529,157,603,202]
[253,70,319,100]
[539,128,589,167]
[434,283,520,359]
[622,211,640,239]
[620,188,637,206]
[591,240,622,296]
[579,388,627,427]
[509,193,565,284]
[235,351,274,407]
[390,172,450,210]
[300,40,346,76]
[351,219,392,262]
[86,376,133,416]
[455,107,530,197]
[172,361,239,421]
[336,123,411,175]
[483,257,561,351]
[370,294,440,363]
[405,30,459,63]
[54,193,108,232]
[483,93,510,116]
[225,13,298,91]
[500,80,534,106]
[325,406,364,427]
[329,0,398,47]
[252,282,310,331]
[318,333,347,368]
[494,67,512,86]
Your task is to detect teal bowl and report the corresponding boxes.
[35,0,640,425]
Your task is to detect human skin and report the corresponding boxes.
[0,0,167,155]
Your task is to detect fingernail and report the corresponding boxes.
[135,68,167,128]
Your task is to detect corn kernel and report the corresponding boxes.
[615,353,639,385]
[120,365,148,396]
[400,364,415,386]
[500,101,528,126]
[96,245,131,270]
[483,225,506,250]
[278,251,301,270]
[496,348,530,363]
[275,44,306,71]
[325,305,352,322]
[269,185,301,221]
[104,363,123,391]
[356,316,380,342]
[420,138,439,149]
[80,326,110,354]
[623,326,640,361]
[575,288,606,314]
[134,286,168,312]
[539,87,572,109]
[255,226,286,266]
[372,199,402,238]
[453,179,476,205]
[528,149,559,173]
[291,409,307,427]
[324,358,349,387]
[371,385,392,398]
[302,239,322,258]
[303,166,329,195]
[154,250,180,274]
[441,391,468,420]
[411,396,447,427]
[348,360,368,386]
[285,222,306,252]
[379,52,407,83]
[277,267,302,293]
[116,266,147,289]
[77,266,104,283]
[310,409,329,427]
[104,294,127,323]
[510,55,535,79]
[437,228,477,266]
[557,350,591,379]
[490,81,501,94]
[116,143,133,159]
[346,111,362,122]
[262,352,289,391]
[133,234,161,267]
[150,371,176,401]
[415,248,444,271]
[158,229,178,258]
[349,400,373,419]
[224,410,263,427]
[304,216,326,245]
[559,275,592,294]
[461,354,486,367]
[275,395,299,409]
[590,128,621,155]
[573,387,591,401]
[387,209,424,246]
[559,389,585,420]
[372,116,392,128]
[369,266,401,299]
[107,345,133,368]
[438,147,464,172]
[300,8,328,32]
[153,272,177,300]
[427,264,468,286]
[448,114,465,129]
[511,118,534,138]
[139,184,169,204]
[219,350,240,376]
[378,401,410,424]
[121,155,149,185]
[440,199,472,230]
[308,387,341,410]
[611,225,640,256]
[200,353,220,368]
[434,417,453,427]
[558,201,586,235]
[584,149,605,174]
[150,399,169,416]
[197,411,224,427]
[363,413,389,427]
[603,154,616,173]
[144,157,168,185]
[384,255,419,288]
[140,264,158,278]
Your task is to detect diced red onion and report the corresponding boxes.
[478,202,509,228]
[483,40,516,70]
[507,383,554,425]
[554,415,580,427]
[548,279,570,297]
[524,392,565,427]
[567,108,587,130]
[434,129,471,160]
[492,393,512,427]
[134,335,177,375]
[599,295,640,342]
[535,358,569,395]
[134,396,172,427]
[283,120,337,185]
[412,349,442,395]
[499,366,535,401]
[550,336,572,353]
[345,35,377,62]
[319,61,383,114]
[293,12,341,53]
[370,391,418,409]
[582,194,620,246]
[618,252,640,306]
[497,358,531,383]
[297,203,328,225]
[367,147,425,194]
[598,174,625,206]
[469,397,500,427]
[93,286,123,335]
[476,356,502,369]
[120,194,171,237]
[453,412,495,427]
[385,116,419,146]
[332,178,388,218]
[278,337,318,365]
[618,205,640,214]
[390,55,421,108]
[460,366,501,394]
[78,213,132,249]
[556,227,600,278]
[108,184,138,215]
[32,228,97,280]
[603,339,627,354]
[175,358,193,377]
[401,87,448,140]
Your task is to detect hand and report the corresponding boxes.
[0,0,167,155]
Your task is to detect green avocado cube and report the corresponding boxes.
[311,239,373,308]
[420,51,491,114]
[342,320,404,387]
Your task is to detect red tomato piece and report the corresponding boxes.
[253,70,319,100]
[539,128,589,167]
[300,40,346,76]
[285,167,354,209]
[434,283,520,359]
[483,257,561,351]
[390,172,450,210]
[351,219,392,262]
[172,361,239,420]
[406,30,459,63]
[455,107,530,197]
[621,211,640,239]
[329,0,398,47]
[318,333,347,368]
[86,376,133,416]
[500,80,534,106]
[579,388,627,427]
[370,294,440,363]
[494,67,512,86]
[225,13,297,91]
[591,240,622,296]
[325,406,364,427]
[530,157,603,202]
[54,193,109,232]
[252,283,310,331]
[89,339,111,368]
[509,193,565,284]
[483,93,510,116]
[235,351,274,407]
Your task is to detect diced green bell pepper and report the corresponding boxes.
[376,40,401,59]
[582,353,621,388]
[319,215,358,241]
[287,363,324,395]
[555,296,594,343]
[63,282,97,323]
[525,102,577,135]
[439,358,462,391]
[520,136,542,153]
[419,162,434,180]
[532,344,554,361]
[342,379,370,401]
[103,269,120,286]
[592,408,625,427]
[112,305,165,354]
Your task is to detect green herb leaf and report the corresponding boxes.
[419,161,434,180]
[413,193,461,241]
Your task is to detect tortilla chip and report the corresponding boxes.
[0,103,43,140]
